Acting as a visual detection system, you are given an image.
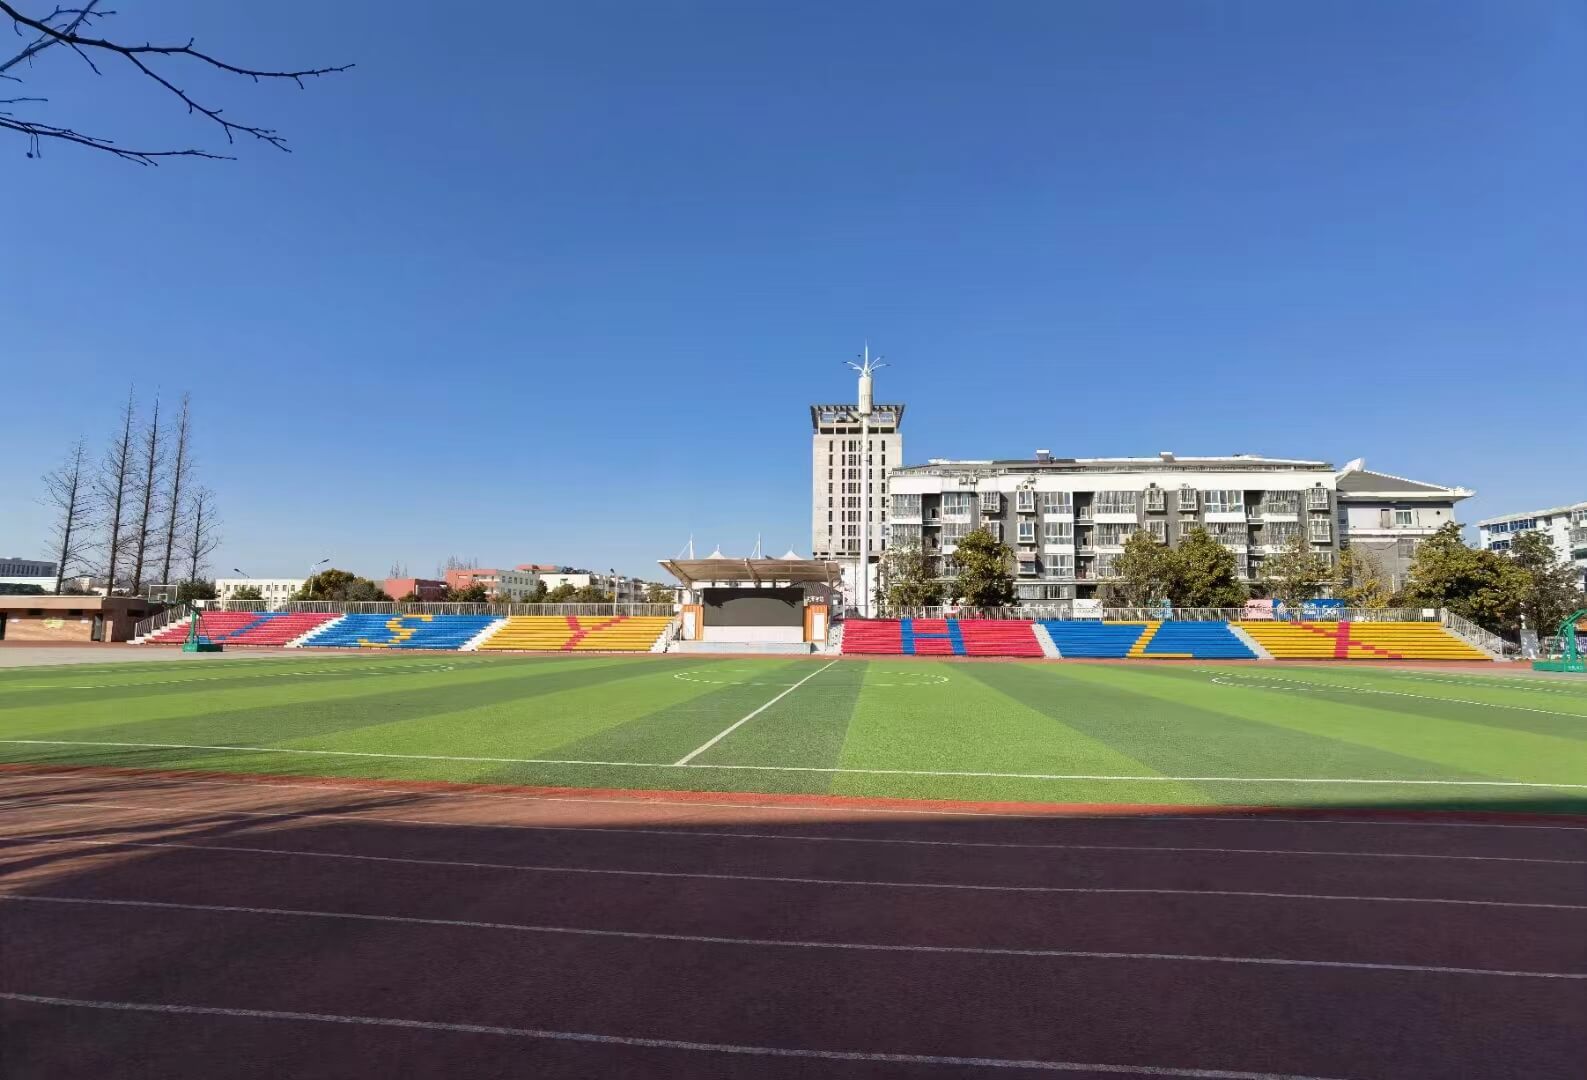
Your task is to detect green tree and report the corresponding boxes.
[294,568,388,602]
[546,583,578,603]
[525,579,550,604]
[1259,533,1333,613]
[444,582,491,603]
[1333,548,1393,610]
[1170,527,1248,608]
[175,579,218,602]
[644,582,675,605]
[951,528,1016,608]
[878,543,943,614]
[1402,522,1522,634]
[1103,531,1173,606]
[1508,531,1583,636]
[572,584,612,603]
[227,584,262,602]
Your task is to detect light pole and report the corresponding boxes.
[845,346,887,618]
[305,557,330,599]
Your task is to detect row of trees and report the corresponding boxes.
[41,389,218,596]
[873,522,1582,639]
[292,570,673,605]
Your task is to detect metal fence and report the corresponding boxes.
[858,606,1446,623]
[1440,610,1518,658]
[130,603,191,640]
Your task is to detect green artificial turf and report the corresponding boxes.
[1,653,1584,812]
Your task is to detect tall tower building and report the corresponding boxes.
[810,349,904,612]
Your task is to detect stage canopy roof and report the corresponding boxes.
[659,556,842,588]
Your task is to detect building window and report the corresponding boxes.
[983,521,1003,542]
[1309,520,1332,543]
[1262,491,1300,514]
[1394,509,1414,527]
[891,493,921,517]
[1143,487,1165,512]
[1017,520,1036,544]
[979,490,1001,514]
[1204,489,1243,514]
[1042,520,1073,544]
[1145,519,1167,541]
[943,492,974,520]
[1015,489,1036,514]
[1307,487,1330,511]
[1045,555,1074,579]
[1398,538,1419,559]
[1177,486,1198,511]
[1040,491,1072,514]
[1095,490,1137,515]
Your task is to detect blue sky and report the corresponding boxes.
[3,0,1583,580]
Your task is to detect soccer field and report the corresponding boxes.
[2,653,1584,812]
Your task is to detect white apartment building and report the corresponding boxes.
[215,578,305,604]
[1478,501,1587,591]
[889,452,1340,602]
[1333,460,1473,591]
[811,355,903,610]
[0,557,56,577]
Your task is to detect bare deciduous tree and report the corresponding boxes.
[97,386,136,594]
[128,394,165,594]
[42,437,94,594]
[183,486,220,583]
[158,392,193,586]
[1,1,351,165]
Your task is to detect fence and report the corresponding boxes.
[1440,610,1518,659]
[278,601,678,618]
[853,606,1445,623]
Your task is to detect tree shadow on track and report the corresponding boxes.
[0,770,1583,1080]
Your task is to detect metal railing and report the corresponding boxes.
[860,606,1447,623]
[131,603,190,640]
[1440,610,1518,659]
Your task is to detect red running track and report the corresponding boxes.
[0,766,1583,1079]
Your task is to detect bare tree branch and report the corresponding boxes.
[1,1,350,163]
[43,436,96,594]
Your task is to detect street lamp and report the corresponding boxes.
[305,557,330,599]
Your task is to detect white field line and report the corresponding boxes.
[8,829,1582,911]
[1201,672,1587,719]
[0,992,1352,1080]
[673,659,839,765]
[7,775,1584,842]
[4,738,1585,791]
[4,894,1582,980]
[1,770,1581,831]
[10,800,1585,866]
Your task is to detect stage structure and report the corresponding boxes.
[659,552,840,654]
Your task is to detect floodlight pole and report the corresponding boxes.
[846,346,887,619]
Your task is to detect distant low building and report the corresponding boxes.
[443,568,540,600]
[215,578,305,604]
[0,557,56,578]
[1478,501,1587,592]
[384,577,447,601]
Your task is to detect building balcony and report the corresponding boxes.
[1092,510,1139,523]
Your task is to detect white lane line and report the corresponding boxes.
[9,831,1580,911]
[674,659,840,766]
[2,770,1581,831]
[5,894,1581,980]
[0,993,1352,1080]
[7,739,1585,790]
[10,801,1587,866]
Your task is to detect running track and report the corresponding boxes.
[0,765,1583,1079]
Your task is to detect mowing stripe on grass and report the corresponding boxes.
[5,739,1587,790]
[0,992,1355,1080]
[13,829,1583,909]
[6,894,1583,979]
[5,770,1581,829]
[674,659,838,765]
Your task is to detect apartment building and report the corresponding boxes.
[214,578,305,604]
[443,567,541,600]
[1333,460,1473,591]
[0,557,56,578]
[1478,501,1587,591]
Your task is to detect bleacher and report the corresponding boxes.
[1237,620,1490,661]
[478,615,673,652]
[839,618,1043,657]
[1142,621,1257,659]
[1038,621,1149,658]
[303,613,499,650]
[142,611,340,647]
